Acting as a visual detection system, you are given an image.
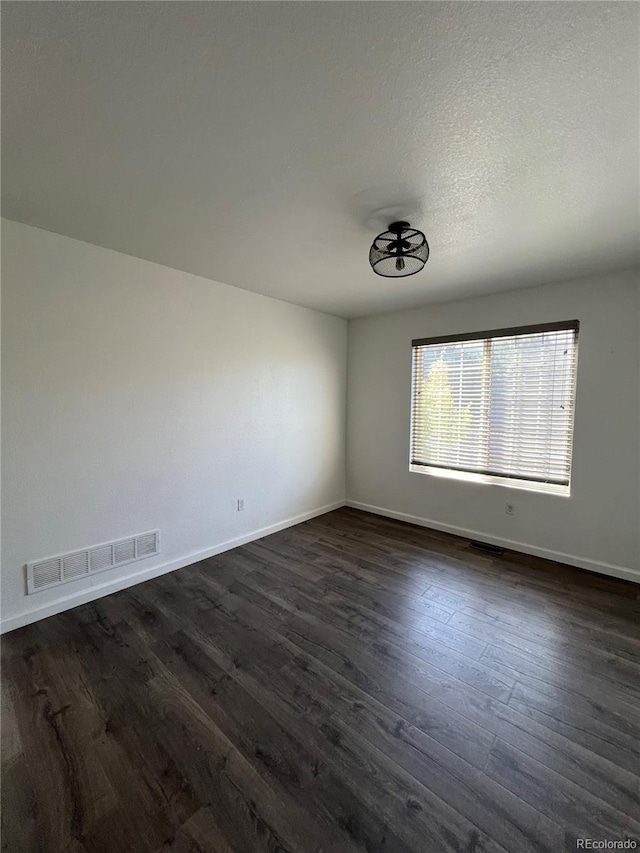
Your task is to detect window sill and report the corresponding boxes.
[409,464,570,496]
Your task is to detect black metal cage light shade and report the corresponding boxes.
[369,221,429,277]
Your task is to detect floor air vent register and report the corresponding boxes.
[468,540,505,556]
[26,530,160,594]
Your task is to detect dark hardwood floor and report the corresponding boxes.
[2,508,640,853]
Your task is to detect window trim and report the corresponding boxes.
[408,464,572,495]
[409,320,579,495]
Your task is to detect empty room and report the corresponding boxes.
[1,2,639,851]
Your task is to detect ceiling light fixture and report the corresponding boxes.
[369,221,429,277]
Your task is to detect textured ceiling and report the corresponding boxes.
[2,2,639,318]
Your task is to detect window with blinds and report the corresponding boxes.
[410,321,579,494]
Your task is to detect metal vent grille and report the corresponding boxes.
[468,540,505,556]
[136,532,158,557]
[26,530,160,594]
[30,558,63,590]
[63,552,89,580]
[90,544,113,572]
[114,539,136,564]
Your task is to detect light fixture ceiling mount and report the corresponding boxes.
[369,221,429,277]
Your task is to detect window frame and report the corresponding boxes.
[409,320,579,496]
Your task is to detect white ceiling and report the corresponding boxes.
[2,2,639,318]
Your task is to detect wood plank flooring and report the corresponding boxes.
[2,507,640,852]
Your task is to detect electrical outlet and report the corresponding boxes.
[237,499,245,512]
[505,503,515,516]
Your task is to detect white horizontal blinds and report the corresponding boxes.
[411,339,488,474]
[410,323,578,486]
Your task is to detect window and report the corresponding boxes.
[410,321,579,494]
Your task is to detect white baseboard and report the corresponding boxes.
[346,500,640,585]
[5,497,636,633]
[0,500,346,634]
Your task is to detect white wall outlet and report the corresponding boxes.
[505,503,515,516]
[237,498,245,512]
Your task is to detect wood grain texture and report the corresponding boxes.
[2,508,639,852]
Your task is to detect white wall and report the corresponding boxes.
[346,271,640,581]
[1,220,347,631]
